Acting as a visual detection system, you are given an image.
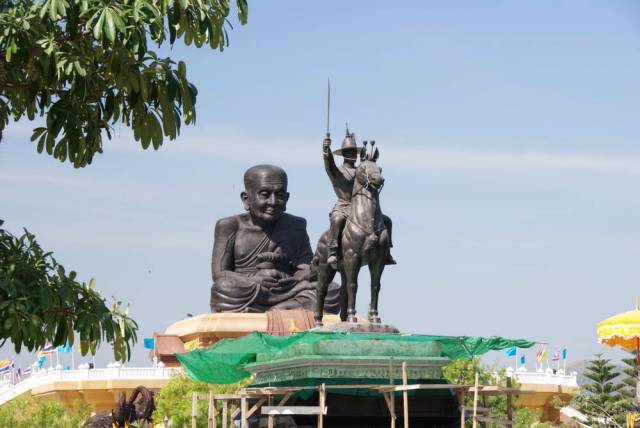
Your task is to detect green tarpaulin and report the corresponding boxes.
[176,331,535,385]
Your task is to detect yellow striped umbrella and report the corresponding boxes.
[597,307,640,362]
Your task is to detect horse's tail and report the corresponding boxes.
[310,230,330,281]
[309,254,319,281]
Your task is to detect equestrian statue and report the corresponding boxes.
[312,128,395,326]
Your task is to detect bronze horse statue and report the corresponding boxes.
[312,145,390,326]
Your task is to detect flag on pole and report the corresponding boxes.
[505,346,517,357]
[520,354,526,365]
[562,348,567,360]
[35,355,47,368]
[143,338,155,350]
[57,343,72,353]
[0,360,14,374]
[22,367,32,377]
[40,343,56,355]
[536,345,547,363]
[552,351,560,361]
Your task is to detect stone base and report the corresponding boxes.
[312,321,400,334]
[247,335,449,385]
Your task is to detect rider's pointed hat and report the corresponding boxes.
[333,126,358,156]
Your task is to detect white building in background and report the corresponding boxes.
[0,363,181,411]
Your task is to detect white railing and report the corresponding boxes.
[0,365,182,406]
[506,367,579,388]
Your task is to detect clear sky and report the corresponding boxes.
[2,1,640,368]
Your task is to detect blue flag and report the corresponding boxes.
[505,346,517,357]
[36,356,46,368]
[520,354,526,365]
[143,338,155,350]
[562,348,567,360]
[57,343,72,353]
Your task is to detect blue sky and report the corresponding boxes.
[2,0,640,368]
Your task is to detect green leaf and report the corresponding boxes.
[149,112,162,149]
[104,9,115,42]
[237,0,248,24]
[93,11,105,40]
[49,0,58,20]
[45,135,54,155]
[30,127,46,142]
[39,0,50,19]
[73,60,86,76]
[56,0,67,18]
[36,133,47,153]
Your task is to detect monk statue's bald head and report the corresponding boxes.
[244,164,288,190]
[241,165,290,226]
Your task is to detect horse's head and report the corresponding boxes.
[354,144,384,192]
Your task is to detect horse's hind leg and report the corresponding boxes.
[368,256,385,324]
[314,264,336,327]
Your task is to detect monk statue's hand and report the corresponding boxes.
[257,276,280,289]
[253,270,281,289]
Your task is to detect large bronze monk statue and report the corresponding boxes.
[210,164,341,313]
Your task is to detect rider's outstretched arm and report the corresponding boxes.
[323,137,339,180]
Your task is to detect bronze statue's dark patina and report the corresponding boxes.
[84,386,154,428]
[210,165,340,313]
[313,135,392,326]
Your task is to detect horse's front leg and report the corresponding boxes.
[368,255,385,324]
[343,249,361,323]
[339,270,348,321]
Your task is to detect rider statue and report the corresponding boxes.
[322,127,396,269]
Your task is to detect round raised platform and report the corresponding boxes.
[164,311,347,347]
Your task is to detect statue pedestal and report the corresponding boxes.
[244,331,458,426]
[246,334,449,385]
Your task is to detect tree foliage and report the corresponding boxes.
[0,395,93,428]
[0,220,138,361]
[619,350,638,404]
[573,353,629,427]
[0,0,248,167]
[154,372,250,427]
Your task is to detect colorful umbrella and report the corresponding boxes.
[597,305,640,363]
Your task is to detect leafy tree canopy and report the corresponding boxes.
[0,221,137,361]
[619,350,638,402]
[0,0,248,167]
[0,393,93,427]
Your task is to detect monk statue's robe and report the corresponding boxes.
[210,213,341,313]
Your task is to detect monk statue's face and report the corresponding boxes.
[241,165,290,225]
